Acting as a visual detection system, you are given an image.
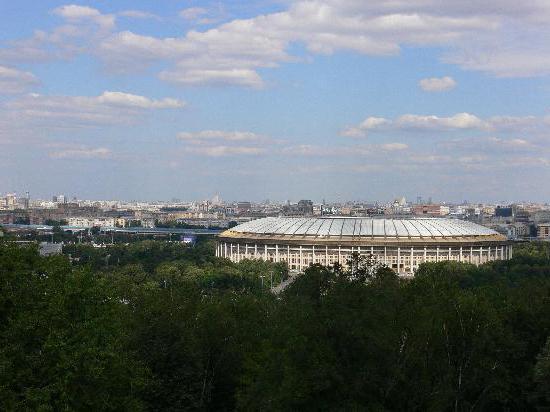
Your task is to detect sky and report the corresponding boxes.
[1,0,550,203]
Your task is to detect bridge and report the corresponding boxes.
[1,223,222,236]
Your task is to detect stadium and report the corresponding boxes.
[216,217,511,275]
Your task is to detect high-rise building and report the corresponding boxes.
[297,200,314,215]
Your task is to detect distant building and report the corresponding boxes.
[68,217,115,228]
[236,202,252,214]
[412,204,450,216]
[4,193,17,210]
[39,242,63,257]
[297,200,314,215]
[537,223,550,239]
[491,223,530,240]
[532,210,550,223]
[495,206,513,218]
[514,209,531,223]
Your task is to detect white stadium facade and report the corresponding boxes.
[216,217,512,275]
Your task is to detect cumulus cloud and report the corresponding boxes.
[0,65,39,94]
[341,112,550,140]
[93,1,504,87]
[1,91,184,130]
[419,76,456,92]
[97,91,184,109]
[342,112,486,136]
[49,146,112,159]
[178,129,270,157]
[0,4,116,65]
[0,0,546,93]
[118,10,160,20]
[179,7,208,21]
[52,5,115,31]
[396,113,484,130]
[178,130,263,143]
[381,142,408,151]
[3,1,549,87]
[184,145,265,157]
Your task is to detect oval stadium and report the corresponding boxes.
[216,217,512,275]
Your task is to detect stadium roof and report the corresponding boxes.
[222,217,502,240]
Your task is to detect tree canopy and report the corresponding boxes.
[1,239,549,411]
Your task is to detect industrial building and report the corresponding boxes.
[216,217,511,275]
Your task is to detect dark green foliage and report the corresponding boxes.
[1,240,550,411]
[0,243,146,411]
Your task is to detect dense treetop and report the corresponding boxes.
[1,238,549,411]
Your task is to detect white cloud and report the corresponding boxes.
[179,7,208,20]
[95,1,499,87]
[160,68,264,88]
[1,0,550,91]
[343,112,486,136]
[118,10,160,20]
[360,117,390,129]
[396,113,484,130]
[52,5,115,30]
[1,91,184,130]
[178,129,270,157]
[0,65,39,94]
[97,91,184,109]
[3,0,548,88]
[178,130,263,142]
[381,142,408,151]
[49,146,112,159]
[419,76,456,92]
[487,136,535,149]
[184,145,265,157]
[340,117,390,137]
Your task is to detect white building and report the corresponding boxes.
[68,217,115,228]
[217,217,511,276]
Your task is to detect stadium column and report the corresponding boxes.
[299,246,303,270]
[325,245,328,265]
[460,246,463,261]
[423,246,427,263]
[287,245,290,263]
[338,246,341,264]
[237,244,240,262]
[264,244,268,261]
[255,243,258,259]
[276,244,279,262]
[470,246,473,263]
[224,242,227,258]
[311,245,315,264]
[479,246,483,263]
[245,243,248,258]
[397,247,401,273]
[410,247,413,271]
[436,246,439,262]
[448,247,451,261]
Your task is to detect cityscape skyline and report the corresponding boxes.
[1,1,550,201]
[1,188,549,205]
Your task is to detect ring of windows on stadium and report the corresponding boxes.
[217,217,512,276]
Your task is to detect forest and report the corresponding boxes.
[1,237,549,411]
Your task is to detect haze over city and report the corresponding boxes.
[2,1,550,202]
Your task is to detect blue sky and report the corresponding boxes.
[1,1,550,202]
